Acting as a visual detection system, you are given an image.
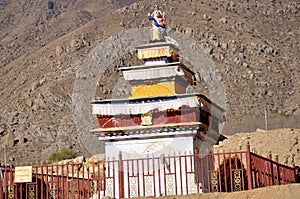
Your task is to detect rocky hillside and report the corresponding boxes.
[0,0,299,164]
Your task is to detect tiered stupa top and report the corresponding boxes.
[90,5,225,141]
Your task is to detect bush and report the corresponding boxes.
[47,148,77,164]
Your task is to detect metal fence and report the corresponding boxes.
[0,144,297,199]
[250,152,296,188]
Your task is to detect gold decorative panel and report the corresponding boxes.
[8,186,15,199]
[48,182,56,199]
[141,112,153,125]
[210,171,219,192]
[233,170,242,192]
[90,180,98,196]
[28,184,36,199]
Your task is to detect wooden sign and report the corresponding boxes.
[14,166,32,183]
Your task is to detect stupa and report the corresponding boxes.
[90,5,226,196]
[90,5,225,159]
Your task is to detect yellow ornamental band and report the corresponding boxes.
[137,49,175,60]
[131,82,175,98]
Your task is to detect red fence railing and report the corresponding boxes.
[248,151,296,188]
[0,145,297,199]
[0,162,106,199]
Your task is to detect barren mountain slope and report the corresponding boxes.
[0,0,299,164]
[0,0,125,163]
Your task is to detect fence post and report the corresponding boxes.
[118,151,124,199]
[0,167,3,197]
[268,152,272,160]
[269,152,275,186]
[246,143,253,190]
[275,155,279,163]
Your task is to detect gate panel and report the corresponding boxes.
[26,183,36,199]
[144,175,153,197]
[165,174,175,195]
[129,177,138,197]
[105,159,119,198]
[7,185,16,199]
[210,171,219,192]
[232,170,242,192]
[47,182,57,199]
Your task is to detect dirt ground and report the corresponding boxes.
[132,183,300,199]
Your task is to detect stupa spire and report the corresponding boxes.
[148,4,166,42]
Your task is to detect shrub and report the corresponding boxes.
[47,148,77,164]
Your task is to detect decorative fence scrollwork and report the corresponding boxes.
[210,171,219,192]
[27,184,36,199]
[48,182,56,199]
[7,186,15,199]
[233,170,242,192]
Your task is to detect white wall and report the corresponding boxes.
[105,135,194,160]
[104,134,197,198]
